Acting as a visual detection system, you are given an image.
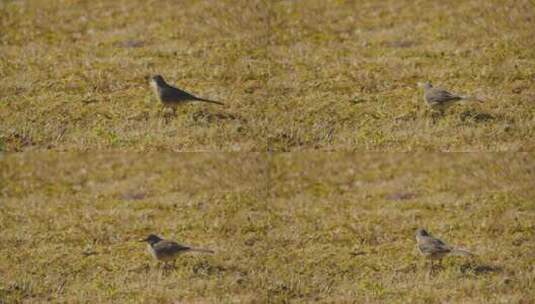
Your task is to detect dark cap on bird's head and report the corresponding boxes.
[140,234,163,244]
[150,75,166,85]
[417,82,433,90]
[416,228,429,237]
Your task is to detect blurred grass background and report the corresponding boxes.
[265,0,535,151]
[1,153,534,302]
[1,0,534,302]
[0,153,269,302]
[1,0,270,151]
[1,0,534,151]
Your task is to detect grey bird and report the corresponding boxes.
[140,234,214,268]
[418,82,482,113]
[415,228,473,274]
[149,75,224,113]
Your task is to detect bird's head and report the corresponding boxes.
[417,82,433,90]
[150,75,166,86]
[415,228,430,238]
[140,234,162,245]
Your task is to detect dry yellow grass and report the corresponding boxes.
[0,153,269,303]
[1,0,534,303]
[1,0,270,151]
[1,153,534,302]
[1,0,534,151]
[265,0,535,151]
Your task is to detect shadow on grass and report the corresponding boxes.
[267,132,304,152]
[385,192,416,201]
[119,191,147,201]
[191,260,227,277]
[3,131,34,151]
[459,110,495,123]
[191,109,245,123]
[460,262,503,275]
[0,281,34,302]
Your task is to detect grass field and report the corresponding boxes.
[1,0,534,303]
[1,0,534,151]
[1,153,534,303]
[266,0,535,151]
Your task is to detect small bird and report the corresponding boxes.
[149,75,224,113]
[418,82,482,113]
[415,228,473,274]
[140,234,214,268]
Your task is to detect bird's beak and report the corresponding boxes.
[139,238,148,242]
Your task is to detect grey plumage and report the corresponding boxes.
[150,75,224,110]
[415,228,473,274]
[140,234,214,267]
[418,82,482,111]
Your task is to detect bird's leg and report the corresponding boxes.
[164,109,174,124]
[429,111,437,124]
[157,262,165,274]
[431,110,444,124]
[160,108,168,122]
[162,262,171,274]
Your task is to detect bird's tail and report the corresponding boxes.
[460,95,484,103]
[189,247,215,254]
[195,97,225,106]
[450,248,473,256]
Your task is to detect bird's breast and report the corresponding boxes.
[147,244,158,259]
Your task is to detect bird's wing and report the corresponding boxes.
[171,87,223,105]
[174,87,199,100]
[419,237,452,253]
[161,85,199,101]
[161,84,224,105]
[426,88,462,103]
[153,241,191,255]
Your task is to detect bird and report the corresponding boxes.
[149,75,224,114]
[417,82,482,113]
[415,228,473,274]
[140,234,214,268]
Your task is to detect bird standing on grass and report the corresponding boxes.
[415,228,473,274]
[418,82,482,113]
[149,75,224,114]
[140,234,214,268]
